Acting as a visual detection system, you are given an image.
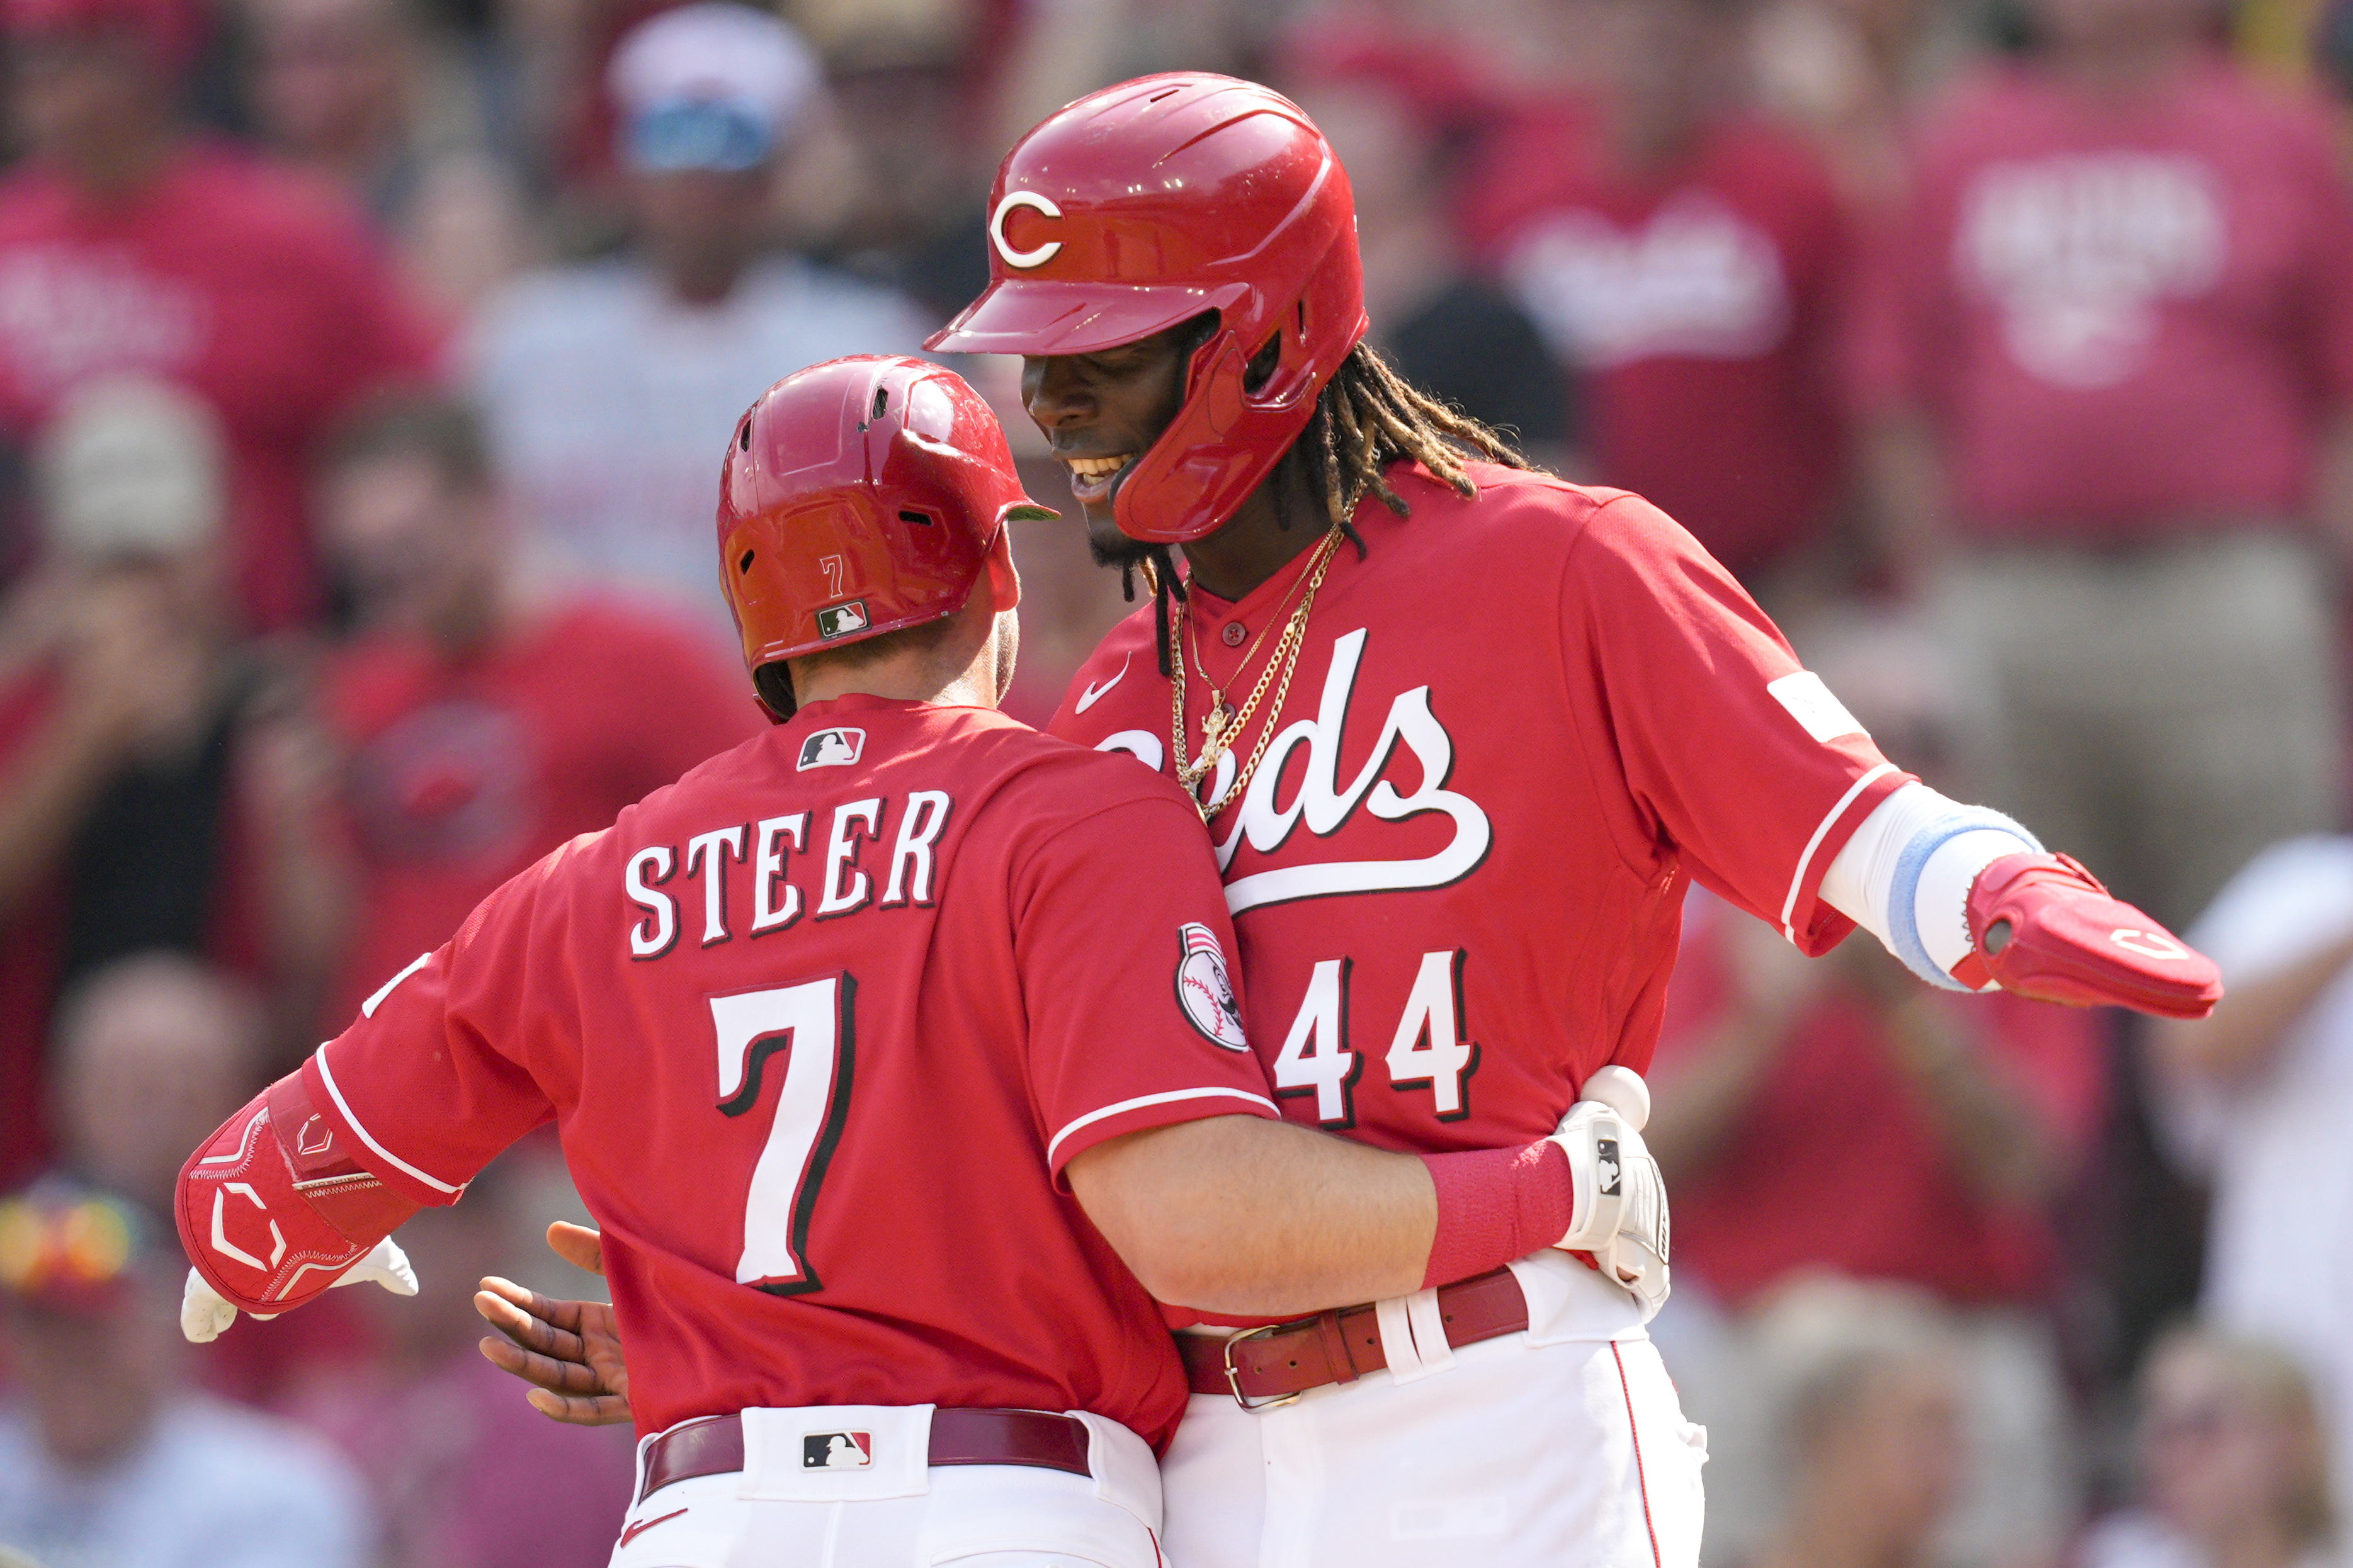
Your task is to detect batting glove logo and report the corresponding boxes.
[2109,927,2190,961]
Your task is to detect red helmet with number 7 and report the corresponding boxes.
[717,355,1055,718]
[926,74,1368,545]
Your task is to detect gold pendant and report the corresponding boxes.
[1201,699,1233,755]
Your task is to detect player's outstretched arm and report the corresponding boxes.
[1818,782,2221,1018]
[474,1222,631,1426]
[176,1068,426,1343]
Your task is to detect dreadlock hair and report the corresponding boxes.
[1292,339,1533,545]
[1142,336,1536,675]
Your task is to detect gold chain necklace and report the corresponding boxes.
[1184,550,1317,743]
[1171,527,1346,820]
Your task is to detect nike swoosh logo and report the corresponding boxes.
[1075,654,1131,714]
[619,1507,688,1547]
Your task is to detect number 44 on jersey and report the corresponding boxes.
[1274,949,1478,1128]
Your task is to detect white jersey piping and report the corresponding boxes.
[1779,762,1898,942]
[313,1049,466,1196]
[1046,1086,1279,1167]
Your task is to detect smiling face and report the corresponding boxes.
[1019,319,1204,565]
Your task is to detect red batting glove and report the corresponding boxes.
[1953,853,2221,1019]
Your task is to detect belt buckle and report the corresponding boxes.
[1223,1324,1304,1413]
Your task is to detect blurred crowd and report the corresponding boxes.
[0,0,2349,1562]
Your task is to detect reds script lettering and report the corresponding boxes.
[626,791,955,957]
[1098,628,1492,915]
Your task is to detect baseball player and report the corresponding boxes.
[919,76,2222,1568]
[168,356,1657,1567]
[473,77,2223,1568]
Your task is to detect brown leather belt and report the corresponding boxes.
[1181,1266,1529,1410]
[637,1407,1092,1504]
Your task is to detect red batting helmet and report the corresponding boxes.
[926,74,1368,546]
[717,354,1054,718]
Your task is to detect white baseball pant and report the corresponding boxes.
[1161,1251,1706,1568]
[608,1405,1165,1568]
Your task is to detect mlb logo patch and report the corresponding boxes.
[802,1431,873,1470]
[816,601,870,640]
[797,728,865,770]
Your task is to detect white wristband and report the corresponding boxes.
[1820,782,2037,987]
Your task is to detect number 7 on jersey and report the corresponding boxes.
[711,974,856,1294]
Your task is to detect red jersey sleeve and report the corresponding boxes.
[1561,493,1911,954]
[1007,784,1280,1179]
[305,850,567,1205]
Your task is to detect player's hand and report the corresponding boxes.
[1548,1066,1669,1321]
[1958,853,2222,1019]
[473,1222,632,1426]
[179,1237,419,1345]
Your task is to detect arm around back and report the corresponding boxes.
[1024,769,1587,1317]
[1068,1101,1630,1319]
[1065,1114,1436,1317]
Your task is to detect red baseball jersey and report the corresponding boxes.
[1048,465,1910,1159]
[296,694,1278,1448]
[1848,59,2353,538]
[1462,109,1852,582]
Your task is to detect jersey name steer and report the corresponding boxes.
[623,774,956,956]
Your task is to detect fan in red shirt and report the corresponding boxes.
[309,394,763,1031]
[467,79,2223,1568]
[0,0,438,632]
[1848,1,2353,929]
[172,357,1636,1567]
[1458,0,1851,592]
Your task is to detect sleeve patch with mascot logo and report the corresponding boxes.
[1175,922,1249,1050]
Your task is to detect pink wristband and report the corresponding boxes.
[1418,1140,1573,1290]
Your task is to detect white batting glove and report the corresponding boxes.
[1548,1066,1670,1321]
[180,1237,420,1345]
[180,1270,238,1344]
[334,1236,420,1296]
